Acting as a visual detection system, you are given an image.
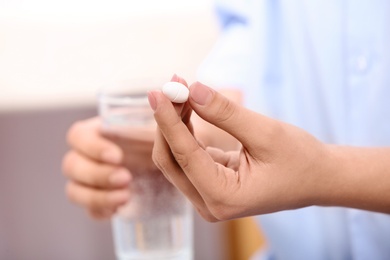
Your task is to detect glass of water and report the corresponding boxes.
[98,75,193,260]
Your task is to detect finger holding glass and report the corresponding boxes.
[63,117,131,218]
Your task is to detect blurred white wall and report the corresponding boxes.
[0,0,218,111]
[0,1,230,259]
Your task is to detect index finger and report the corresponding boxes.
[67,117,123,164]
[148,90,224,198]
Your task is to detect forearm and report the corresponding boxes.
[318,145,390,214]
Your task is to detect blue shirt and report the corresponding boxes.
[198,1,390,259]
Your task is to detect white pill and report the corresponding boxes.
[162,82,189,103]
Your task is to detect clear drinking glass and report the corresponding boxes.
[98,76,193,260]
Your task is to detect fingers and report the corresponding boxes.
[67,117,123,164]
[65,181,129,212]
[171,74,188,87]
[149,90,225,199]
[65,117,130,218]
[170,74,192,121]
[62,151,131,189]
[153,128,218,222]
[154,75,216,219]
[63,149,130,213]
[188,82,278,150]
[206,147,240,170]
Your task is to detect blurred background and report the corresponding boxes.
[0,0,263,259]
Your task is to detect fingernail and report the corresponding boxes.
[101,149,122,164]
[171,74,179,81]
[147,91,157,111]
[109,191,129,204]
[190,83,212,106]
[109,169,131,186]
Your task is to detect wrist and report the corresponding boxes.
[309,144,346,208]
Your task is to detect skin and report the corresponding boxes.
[63,117,131,219]
[62,75,239,219]
[62,76,390,221]
[149,80,390,221]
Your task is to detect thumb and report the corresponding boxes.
[188,82,276,149]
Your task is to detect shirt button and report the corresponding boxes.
[355,55,368,71]
[349,53,372,75]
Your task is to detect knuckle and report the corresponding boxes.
[65,182,77,203]
[66,120,84,145]
[214,98,237,124]
[62,152,75,177]
[152,148,168,171]
[83,191,97,208]
[78,162,102,187]
[172,151,189,170]
[171,142,199,171]
[196,207,219,223]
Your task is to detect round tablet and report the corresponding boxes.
[162,82,189,103]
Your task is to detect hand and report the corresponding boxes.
[148,82,334,221]
[62,117,156,219]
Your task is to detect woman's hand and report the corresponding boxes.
[62,115,157,219]
[148,82,334,221]
[62,76,189,220]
